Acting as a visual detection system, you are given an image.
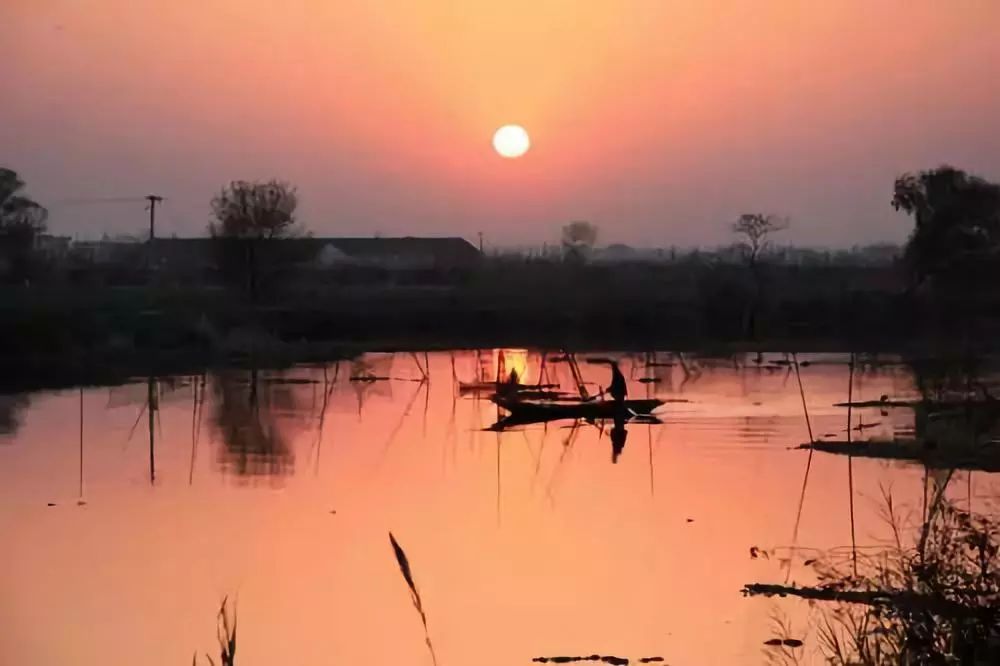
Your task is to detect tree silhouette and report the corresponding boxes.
[731,213,788,270]
[0,167,48,282]
[892,166,1000,287]
[731,213,788,338]
[561,220,598,261]
[209,179,301,300]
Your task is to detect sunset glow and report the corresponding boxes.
[3,1,1000,245]
[6,3,1000,665]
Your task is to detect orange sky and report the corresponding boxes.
[4,1,1000,246]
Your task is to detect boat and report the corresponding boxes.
[492,395,663,422]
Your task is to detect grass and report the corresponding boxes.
[189,535,439,666]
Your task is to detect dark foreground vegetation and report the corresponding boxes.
[3,249,999,380]
[745,352,1000,664]
[2,257,996,386]
[3,165,1000,389]
[747,488,1000,665]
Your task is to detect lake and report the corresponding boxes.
[1,350,996,665]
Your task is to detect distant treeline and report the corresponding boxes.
[491,242,902,267]
[2,165,1000,377]
[2,235,905,285]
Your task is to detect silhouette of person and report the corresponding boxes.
[608,361,627,403]
[606,360,628,462]
[497,368,520,400]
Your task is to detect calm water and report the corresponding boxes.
[0,351,995,665]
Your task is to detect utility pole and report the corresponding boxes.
[145,195,163,242]
[145,194,163,273]
[148,375,157,485]
[478,231,484,254]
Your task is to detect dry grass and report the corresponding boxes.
[193,596,237,666]
[389,531,438,666]
[747,483,1000,664]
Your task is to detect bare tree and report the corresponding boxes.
[731,213,789,338]
[210,179,299,240]
[561,220,598,261]
[209,180,301,300]
[732,213,788,270]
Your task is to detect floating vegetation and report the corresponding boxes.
[798,440,1000,473]
[532,655,664,665]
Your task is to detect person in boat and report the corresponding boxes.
[608,360,627,403]
[496,368,521,400]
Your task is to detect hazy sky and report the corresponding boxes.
[4,1,1000,247]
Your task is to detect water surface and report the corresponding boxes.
[1,351,993,665]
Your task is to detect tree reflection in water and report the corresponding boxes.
[212,367,303,480]
[0,393,29,438]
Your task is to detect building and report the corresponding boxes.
[33,234,72,260]
[310,237,481,270]
[150,236,482,273]
[70,237,145,265]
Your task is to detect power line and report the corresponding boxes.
[50,196,150,206]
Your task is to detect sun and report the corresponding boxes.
[492,124,530,158]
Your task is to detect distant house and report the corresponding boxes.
[33,234,72,260]
[149,237,214,271]
[310,237,481,270]
[592,244,640,263]
[591,244,670,264]
[70,238,144,264]
[151,236,482,273]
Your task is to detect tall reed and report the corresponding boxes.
[389,532,438,666]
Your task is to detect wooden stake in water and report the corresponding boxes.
[148,375,156,485]
[787,352,815,583]
[847,353,857,577]
[792,353,814,443]
[79,387,84,501]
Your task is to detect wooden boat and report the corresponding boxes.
[492,395,663,421]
